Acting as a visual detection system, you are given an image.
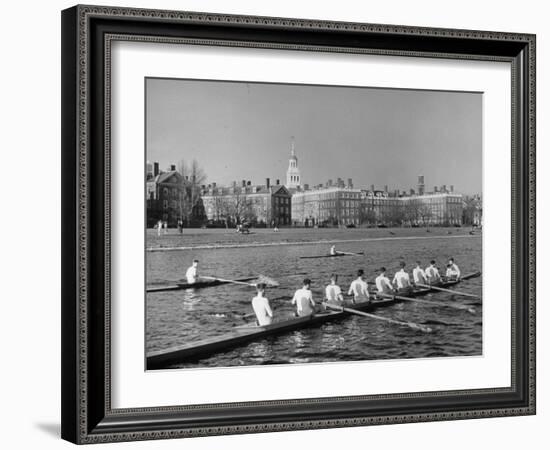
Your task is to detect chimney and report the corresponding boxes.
[232,180,237,187]
[347,178,353,188]
[434,186,438,193]
[450,185,454,193]
[170,164,176,171]
[384,185,388,193]
[370,184,375,192]
[212,182,216,188]
[242,180,246,187]
[410,189,415,195]
[304,183,309,190]
[328,179,333,187]
[153,162,159,176]
[276,179,280,185]
[266,178,270,189]
[247,180,251,186]
[441,185,446,193]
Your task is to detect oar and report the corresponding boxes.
[336,251,364,256]
[376,292,476,314]
[416,283,480,299]
[324,303,432,333]
[201,275,257,286]
[201,275,279,287]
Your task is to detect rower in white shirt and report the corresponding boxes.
[445,257,461,280]
[375,267,394,294]
[347,269,370,304]
[425,260,441,284]
[251,283,273,326]
[329,245,337,255]
[292,279,316,317]
[185,259,199,284]
[325,274,344,304]
[412,260,428,286]
[392,261,412,292]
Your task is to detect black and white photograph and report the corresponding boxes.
[145,78,483,370]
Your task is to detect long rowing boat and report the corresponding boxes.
[147,277,256,293]
[147,271,480,368]
[299,251,364,259]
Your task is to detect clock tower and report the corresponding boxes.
[286,137,301,189]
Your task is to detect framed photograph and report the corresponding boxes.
[61,5,536,444]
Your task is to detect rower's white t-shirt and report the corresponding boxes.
[185,266,198,284]
[425,265,440,281]
[252,296,273,326]
[292,288,315,316]
[348,279,370,302]
[375,274,393,293]
[393,270,411,289]
[413,267,427,284]
[325,284,343,302]
[446,263,461,278]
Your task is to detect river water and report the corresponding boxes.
[146,228,482,369]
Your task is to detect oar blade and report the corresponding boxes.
[255,274,280,287]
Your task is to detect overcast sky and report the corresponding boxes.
[146,78,482,194]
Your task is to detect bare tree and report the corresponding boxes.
[177,159,207,225]
[418,204,433,227]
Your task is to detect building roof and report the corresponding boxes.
[202,183,291,197]
[155,171,182,184]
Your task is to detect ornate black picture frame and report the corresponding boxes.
[61,5,536,444]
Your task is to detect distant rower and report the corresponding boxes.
[185,259,199,284]
[425,260,441,284]
[375,267,394,294]
[392,261,412,292]
[325,274,344,304]
[292,278,316,317]
[413,260,428,285]
[446,257,461,280]
[348,269,370,304]
[252,283,273,326]
[329,245,337,255]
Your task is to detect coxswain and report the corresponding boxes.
[325,274,344,304]
[347,269,370,304]
[412,260,428,286]
[392,261,412,293]
[445,257,461,280]
[291,278,316,317]
[252,283,273,326]
[375,267,394,294]
[185,259,199,284]
[425,260,441,284]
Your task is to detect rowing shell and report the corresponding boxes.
[146,272,480,368]
[299,252,364,259]
[147,277,256,293]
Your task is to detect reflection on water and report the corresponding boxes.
[180,290,202,311]
[146,230,482,369]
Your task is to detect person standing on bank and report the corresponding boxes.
[292,279,316,317]
[157,219,163,237]
[252,283,273,326]
[348,269,370,304]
